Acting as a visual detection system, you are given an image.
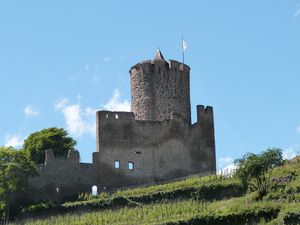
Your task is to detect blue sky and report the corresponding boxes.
[1,1,300,170]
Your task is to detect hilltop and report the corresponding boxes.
[9,156,300,225]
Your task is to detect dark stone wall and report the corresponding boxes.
[130,59,191,123]
[29,106,215,201]
[94,106,215,188]
[28,150,98,202]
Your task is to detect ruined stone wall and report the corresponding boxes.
[130,60,191,123]
[28,150,99,202]
[29,105,215,201]
[94,106,215,188]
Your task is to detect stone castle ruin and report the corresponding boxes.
[29,50,216,201]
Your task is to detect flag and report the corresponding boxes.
[182,39,188,51]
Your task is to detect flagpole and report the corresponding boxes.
[182,36,185,65]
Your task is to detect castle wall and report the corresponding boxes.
[94,106,215,188]
[27,53,216,202]
[28,150,98,202]
[29,105,215,201]
[130,60,191,123]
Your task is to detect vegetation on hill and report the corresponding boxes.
[234,148,283,197]
[2,148,300,225]
[0,146,36,224]
[0,127,76,224]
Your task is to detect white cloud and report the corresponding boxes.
[219,163,237,175]
[103,89,130,111]
[55,98,96,137]
[55,98,69,110]
[217,157,236,175]
[4,134,24,148]
[103,57,112,62]
[283,144,300,160]
[218,157,234,169]
[294,6,300,17]
[92,74,100,84]
[55,90,130,137]
[24,105,40,117]
[69,64,90,81]
[297,126,300,134]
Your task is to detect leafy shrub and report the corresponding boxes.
[234,148,283,197]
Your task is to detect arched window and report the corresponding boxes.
[115,114,118,119]
[92,185,97,196]
[114,160,120,169]
[128,162,134,170]
[105,113,109,118]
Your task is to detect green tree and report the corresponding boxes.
[234,148,283,197]
[0,146,36,224]
[23,127,77,164]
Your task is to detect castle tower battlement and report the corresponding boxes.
[130,50,191,123]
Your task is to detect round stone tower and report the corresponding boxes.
[129,50,191,123]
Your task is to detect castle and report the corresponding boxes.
[29,50,216,201]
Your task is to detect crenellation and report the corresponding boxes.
[197,105,214,123]
[67,150,80,163]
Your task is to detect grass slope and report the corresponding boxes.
[11,157,300,225]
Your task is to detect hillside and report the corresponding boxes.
[10,157,300,225]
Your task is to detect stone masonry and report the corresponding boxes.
[28,50,216,202]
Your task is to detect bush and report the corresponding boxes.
[234,148,283,197]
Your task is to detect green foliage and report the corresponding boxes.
[9,152,300,225]
[23,127,77,164]
[18,175,244,219]
[0,146,36,223]
[113,174,239,198]
[21,202,54,214]
[11,197,281,225]
[234,148,283,197]
[78,192,109,201]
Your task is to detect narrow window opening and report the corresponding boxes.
[114,160,120,169]
[135,151,141,154]
[92,185,97,196]
[106,113,109,118]
[115,114,118,119]
[128,162,134,170]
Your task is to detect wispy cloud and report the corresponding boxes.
[103,89,130,111]
[24,105,40,117]
[68,64,90,81]
[297,125,300,134]
[55,98,96,137]
[294,6,300,17]
[55,90,130,137]
[217,156,237,175]
[283,144,300,159]
[103,57,112,62]
[4,134,24,148]
[218,157,234,169]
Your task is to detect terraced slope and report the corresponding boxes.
[11,157,300,225]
